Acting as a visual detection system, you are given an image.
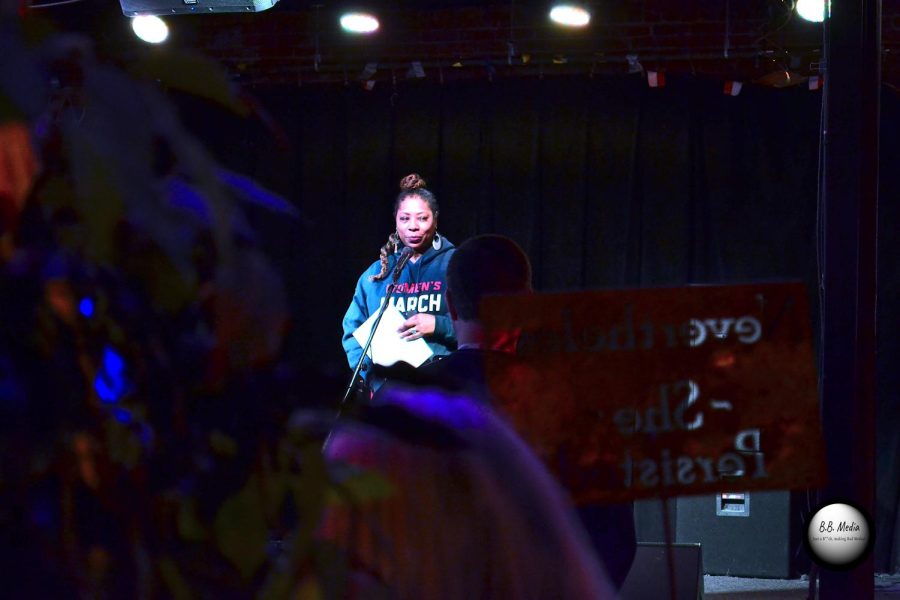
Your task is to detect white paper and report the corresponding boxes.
[352,304,434,368]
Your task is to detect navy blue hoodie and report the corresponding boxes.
[342,237,457,377]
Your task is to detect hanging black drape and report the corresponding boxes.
[178,74,899,572]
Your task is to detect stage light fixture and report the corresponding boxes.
[120,0,278,16]
[407,61,425,78]
[549,4,590,27]
[131,15,169,43]
[340,12,379,34]
[796,0,827,22]
[359,62,378,79]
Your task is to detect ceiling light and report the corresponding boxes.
[131,15,169,43]
[549,4,590,27]
[340,12,379,34]
[796,0,826,22]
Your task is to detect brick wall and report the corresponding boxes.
[136,0,899,87]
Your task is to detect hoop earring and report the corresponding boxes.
[432,233,443,250]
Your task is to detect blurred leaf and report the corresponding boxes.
[35,176,75,213]
[208,429,238,458]
[0,121,40,221]
[260,472,289,523]
[259,460,326,600]
[64,128,123,264]
[177,498,208,543]
[126,248,196,313]
[44,280,77,326]
[0,93,25,124]
[311,542,353,600]
[0,25,48,120]
[210,249,289,371]
[86,545,112,583]
[74,64,202,301]
[294,577,323,600]
[130,50,250,116]
[217,169,302,218]
[158,556,193,600]
[258,566,293,600]
[213,476,269,580]
[127,185,204,306]
[325,464,395,507]
[287,444,328,562]
[72,432,100,489]
[104,419,143,469]
[20,14,59,46]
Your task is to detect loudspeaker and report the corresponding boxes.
[635,492,806,579]
[675,491,796,578]
[620,543,703,600]
[119,0,279,16]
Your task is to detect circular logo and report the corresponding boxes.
[804,501,873,569]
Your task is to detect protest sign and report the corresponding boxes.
[481,282,826,503]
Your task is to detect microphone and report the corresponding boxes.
[391,247,414,282]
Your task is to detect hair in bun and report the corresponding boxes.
[399,173,427,191]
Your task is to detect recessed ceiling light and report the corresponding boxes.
[796,0,826,22]
[549,4,591,27]
[340,12,379,34]
[131,15,169,44]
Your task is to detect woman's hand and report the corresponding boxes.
[398,313,435,341]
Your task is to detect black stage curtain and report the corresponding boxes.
[178,75,899,571]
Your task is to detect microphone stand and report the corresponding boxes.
[339,279,402,409]
[325,256,409,450]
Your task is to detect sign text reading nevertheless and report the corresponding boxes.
[481,282,826,504]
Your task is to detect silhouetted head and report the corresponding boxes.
[446,234,532,322]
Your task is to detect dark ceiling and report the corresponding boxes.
[32,0,900,88]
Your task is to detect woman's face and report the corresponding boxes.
[395,195,437,254]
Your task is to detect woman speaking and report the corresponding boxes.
[341,174,456,383]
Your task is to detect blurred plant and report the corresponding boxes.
[0,11,382,599]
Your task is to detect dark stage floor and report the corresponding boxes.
[702,573,900,599]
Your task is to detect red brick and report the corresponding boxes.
[180,1,900,86]
[509,27,537,41]
[445,8,489,29]
[651,22,730,38]
[421,28,462,43]
[595,24,653,38]
[461,28,505,42]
